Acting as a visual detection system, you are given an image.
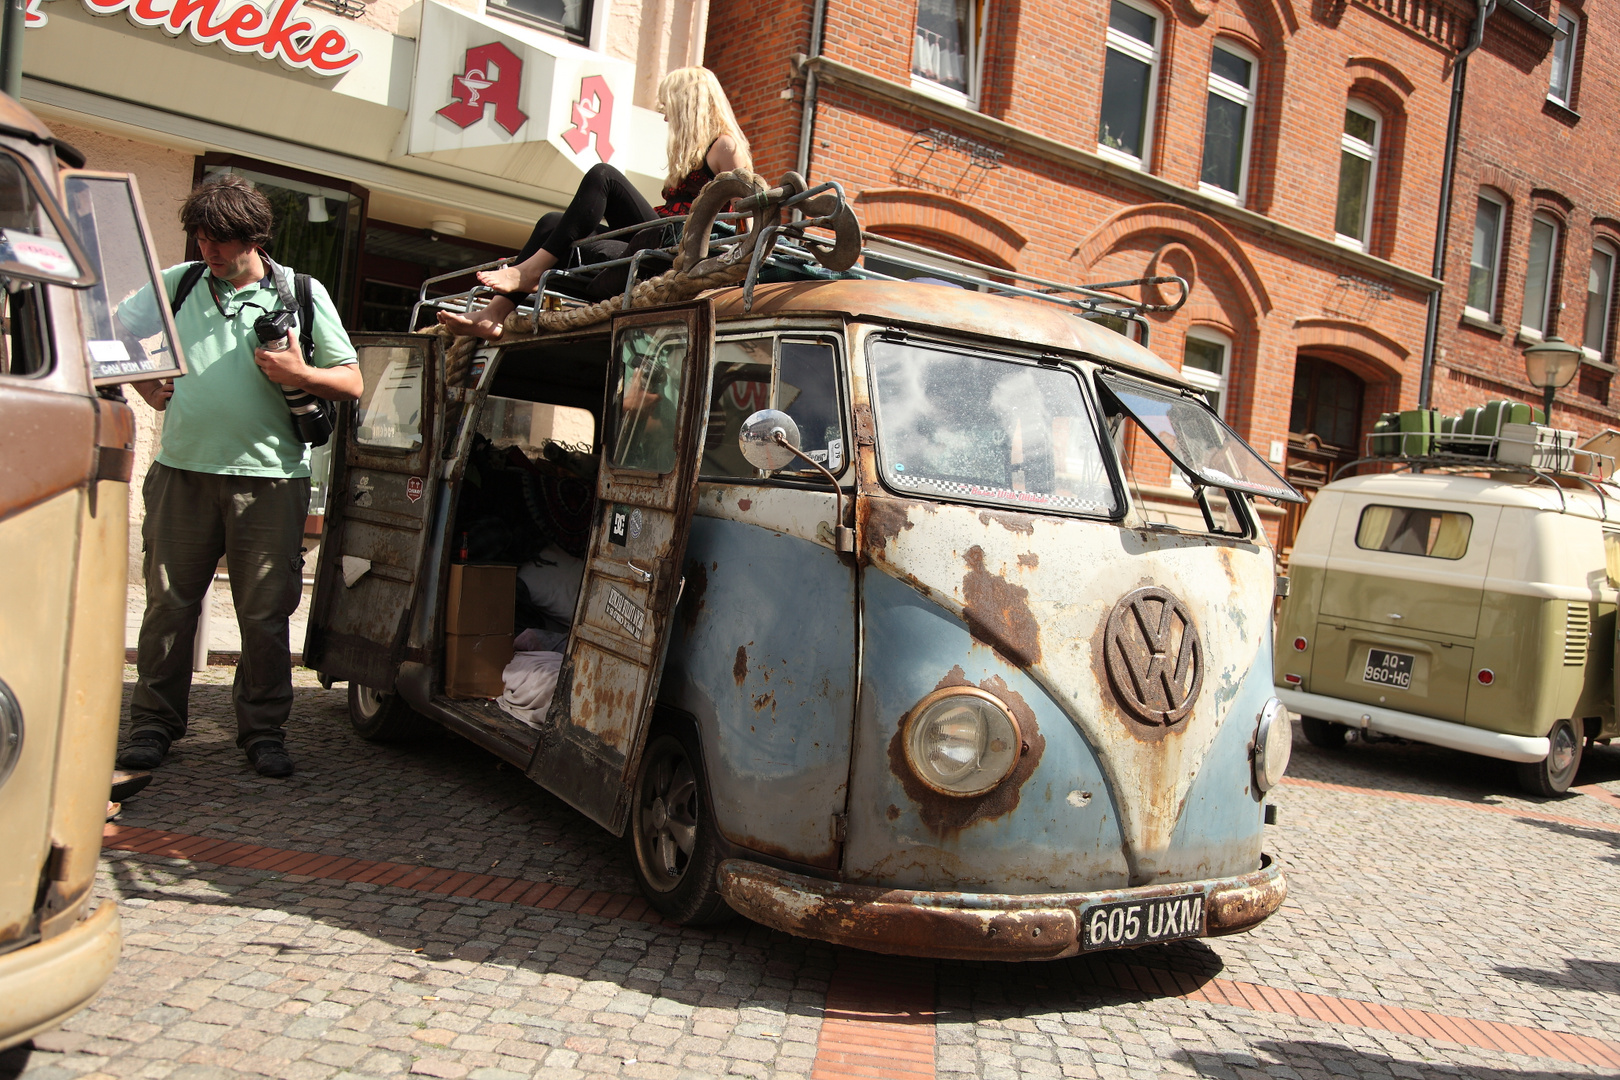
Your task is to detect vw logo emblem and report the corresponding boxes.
[1103,586,1203,727]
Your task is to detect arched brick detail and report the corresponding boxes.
[1293,317,1408,381]
[855,189,1028,269]
[1071,203,1272,320]
[1346,56,1415,101]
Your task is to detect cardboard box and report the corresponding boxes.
[446,563,516,636]
[445,633,514,699]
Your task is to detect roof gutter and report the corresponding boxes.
[1417,0,1497,412]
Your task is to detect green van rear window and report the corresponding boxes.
[1355,505,1472,559]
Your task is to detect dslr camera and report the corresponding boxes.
[254,310,333,446]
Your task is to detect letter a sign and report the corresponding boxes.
[438,42,528,136]
[561,74,614,163]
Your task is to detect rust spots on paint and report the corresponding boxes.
[734,646,748,686]
[887,672,1045,837]
[978,510,1035,535]
[752,691,776,712]
[962,546,1041,668]
[738,498,752,511]
[1017,552,1039,570]
[858,496,918,557]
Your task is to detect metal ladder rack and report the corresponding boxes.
[411,176,1189,336]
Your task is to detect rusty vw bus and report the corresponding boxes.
[305,198,1300,959]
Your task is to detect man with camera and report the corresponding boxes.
[117,174,361,779]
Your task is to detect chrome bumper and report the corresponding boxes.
[716,855,1285,962]
[1278,687,1549,763]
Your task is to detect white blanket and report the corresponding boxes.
[497,650,565,728]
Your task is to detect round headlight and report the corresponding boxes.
[1253,697,1291,793]
[0,679,22,790]
[903,688,1022,797]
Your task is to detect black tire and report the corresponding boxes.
[628,726,732,925]
[347,682,432,743]
[1516,717,1584,796]
[1301,716,1348,749]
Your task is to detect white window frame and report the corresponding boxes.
[1180,329,1231,418]
[1521,212,1561,339]
[911,0,988,109]
[1198,42,1257,205]
[1096,0,1162,171]
[1334,101,1381,251]
[1465,190,1506,322]
[1549,11,1578,107]
[1585,241,1616,362]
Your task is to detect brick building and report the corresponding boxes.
[1433,3,1617,439]
[706,0,1560,545]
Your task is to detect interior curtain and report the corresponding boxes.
[1356,505,1394,550]
[1430,513,1472,559]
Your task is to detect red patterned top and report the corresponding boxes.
[656,161,716,218]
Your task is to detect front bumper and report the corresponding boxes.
[717,856,1285,961]
[0,900,122,1051]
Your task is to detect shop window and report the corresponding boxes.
[1334,102,1380,250]
[1585,241,1616,361]
[1466,191,1506,320]
[488,0,592,45]
[1549,11,1579,108]
[1181,330,1230,418]
[1097,0,1161,169]
[913,0,986,104]
[1199,44,1256,204]
[1522,213,1561,337]
[359,222,509,333]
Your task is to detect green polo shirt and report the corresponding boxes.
[118,262,357,478]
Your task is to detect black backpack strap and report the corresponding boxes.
[169,261,207,316]
[294,272,315,362]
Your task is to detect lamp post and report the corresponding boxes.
[1522,335,1583,421]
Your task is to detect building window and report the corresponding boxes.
[1334,102,1380,249]
[1586,242,1616,360]
[1522,213,1561,336]
[1097,0,1161,168]
[1199,44,1256,203]
[1466,191,1505,320]
[1181,330,1230,417]
[913,0,985,102]
[488,0,591,45]
[1549,11,1578,107]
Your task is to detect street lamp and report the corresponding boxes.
[1522,335,1582,420]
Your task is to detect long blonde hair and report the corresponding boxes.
[659,66,752,193]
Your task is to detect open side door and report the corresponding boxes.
[530,302,711,833]
[304,334,441,691]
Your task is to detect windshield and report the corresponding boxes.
[868,337,1118,515]
[1097,371,1303,503]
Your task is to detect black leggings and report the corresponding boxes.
[501,162,671,303]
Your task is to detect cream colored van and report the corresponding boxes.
[1276,468,1619,795]
[0,94,185,1048]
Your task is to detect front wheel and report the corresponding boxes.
[1301,716,1348,749]
[348,682,432,742]
[628,727,732,925]
[1516,717,1583,796]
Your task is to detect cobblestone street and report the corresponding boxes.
[4,668,1619,1080]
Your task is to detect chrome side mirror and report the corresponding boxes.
[739,409,802,472]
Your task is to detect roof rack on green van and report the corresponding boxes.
[411,175,1188,341]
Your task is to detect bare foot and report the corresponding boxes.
[437,308,505,342]
[477,264,529,294]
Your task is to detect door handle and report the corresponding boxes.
[627,560,653,582]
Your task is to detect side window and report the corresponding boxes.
[0,286,50,377]
[778,340,845,475]
[701,336,846,480]
[1467,191,1506,320]
[1097,0,1161,169]
[1334,101,1381,250]
[353,345,425,450]
[1355,504,1472,559]
[702,337,773,478]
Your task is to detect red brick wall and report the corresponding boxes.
[1435,6,1620,440]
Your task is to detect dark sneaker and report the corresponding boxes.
[247,741,294,778]
[110,770,152,802]
[116,732,170,770]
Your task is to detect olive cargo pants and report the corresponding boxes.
[129,463,310,750]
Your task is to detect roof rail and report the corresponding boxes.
[412,176,1188,338]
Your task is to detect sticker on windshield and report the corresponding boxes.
[2,229,75,276]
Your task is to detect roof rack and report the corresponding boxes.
[1334,443,1620,519]
[411,176,1188,339]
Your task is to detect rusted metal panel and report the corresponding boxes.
[716,855,1285,961]
[660,483,857,869]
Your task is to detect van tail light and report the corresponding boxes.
[1292,637,1308,652]
[1283,673,1302,685]
[1477,669,1495,685]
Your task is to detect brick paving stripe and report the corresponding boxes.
[100,822,1620,1072]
